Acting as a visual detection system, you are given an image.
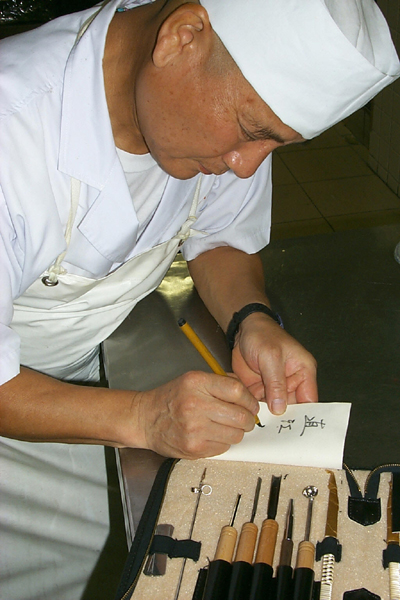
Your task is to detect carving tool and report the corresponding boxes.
[178,318,264,427]
[228,477,262,600]
[255,475,282,566]
[202,494,242,600]
[192,567,208,600]
[214,493,242,562]
[293,485,318,600]
[173,468,211,600]
[385,478,400,600]
[249,475,282,600]
[317,471,341,600]
[276,499,294,600]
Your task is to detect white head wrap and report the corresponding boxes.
[201,0,400,139]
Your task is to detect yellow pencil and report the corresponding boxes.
[178,318,263,427]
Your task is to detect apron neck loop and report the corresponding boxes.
[42,178,81,286]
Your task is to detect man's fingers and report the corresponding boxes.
[212,373,259,417]
[208,400,256,432]
[247,380,265,401]
[138,371,258,459]
[287,372,318,404]
[159,420,247,459]
[261,361,288,415]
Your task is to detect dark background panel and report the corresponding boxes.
[261,223,400,469]
[0,0,96,22]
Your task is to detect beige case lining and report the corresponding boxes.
[132,459,391,599]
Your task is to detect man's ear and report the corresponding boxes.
[152,5,211,68]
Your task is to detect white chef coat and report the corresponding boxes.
[0,0,272,387]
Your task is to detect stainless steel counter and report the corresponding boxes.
[103,223,400,540]
[103,254,230,540]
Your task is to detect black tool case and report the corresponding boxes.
[114,459,400,600]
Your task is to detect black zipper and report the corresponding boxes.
[344,462,400,499]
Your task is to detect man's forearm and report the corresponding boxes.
[188,246,271,331]
[0,365,259,458]
[0,367,142,446]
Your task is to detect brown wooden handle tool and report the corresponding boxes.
[235,521,259,564]
[296,540,315,569]
[254,518,279,566]
[214,525,238,562]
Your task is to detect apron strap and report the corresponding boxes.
[177,175,204,243]
[42,178,81,286]
[42,2,113,287]
[42,171,204,286]
[76,0,112,44]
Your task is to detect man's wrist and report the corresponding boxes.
[226,302,283,350]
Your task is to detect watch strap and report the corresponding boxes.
[226,303,283,350]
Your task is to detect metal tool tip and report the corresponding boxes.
[303,485,318,499]
[250,478,262,522]
[267,475,282,520]
[230,493,242,527]
[285,499,294,539]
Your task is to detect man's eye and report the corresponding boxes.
[240,126,256,142]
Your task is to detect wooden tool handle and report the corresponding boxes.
[254,519,279,566]
[389,562,400,600]
[214,526,238,562]
[235,522,258,563]
[296,540,315,569]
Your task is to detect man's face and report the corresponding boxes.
[135,52,304,180]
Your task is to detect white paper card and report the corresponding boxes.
[212,402,351,469]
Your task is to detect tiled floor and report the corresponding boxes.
[271,121,400,240]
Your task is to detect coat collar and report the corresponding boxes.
[58,0,141,262]
[58,0,119,188]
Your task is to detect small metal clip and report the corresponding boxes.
[191,484,212,496]
[41,275,59,287]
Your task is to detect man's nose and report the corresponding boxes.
[222,141,278,178]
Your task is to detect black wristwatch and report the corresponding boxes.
[226,302,283,350]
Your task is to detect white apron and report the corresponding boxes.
[0,176,202,600]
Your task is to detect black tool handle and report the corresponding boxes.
[249,562,274,600]
[202,559,232,600]
[227,561,254,600]
[293,566,314,600]
[276,565,294,600]
[393,473,400,533]
[192,567,208,600]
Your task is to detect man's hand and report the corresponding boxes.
[1,367,258,458]
[130,371,259,459]
[231,312,317,415]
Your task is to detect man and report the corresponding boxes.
[0,0,398,598]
